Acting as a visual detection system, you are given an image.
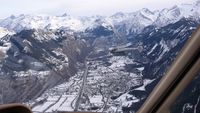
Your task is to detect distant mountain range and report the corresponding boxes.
[0,0,199,34]
[0,0,199,113]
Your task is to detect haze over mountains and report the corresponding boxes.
[0,0,200,113]
[0,0,199,34]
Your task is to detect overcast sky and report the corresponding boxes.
[0,0,195,19]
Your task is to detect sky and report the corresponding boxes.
[0,0,195,19]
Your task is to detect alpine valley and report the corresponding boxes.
[0,1,200,113]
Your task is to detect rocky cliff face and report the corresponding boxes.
[20,18,199,113]
[0,29,88,103]
[0,1,199,113]
[0,18,199,113]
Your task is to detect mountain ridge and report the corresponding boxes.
[0,0,199,34]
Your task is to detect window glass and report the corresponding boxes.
[0,0,199,113]
[170,73,200,113]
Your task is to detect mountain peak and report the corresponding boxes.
[61,13,69,17]
[0,1,199,34]
[140,8,153,14]
[9,15,16,19]
[111,12,126,18]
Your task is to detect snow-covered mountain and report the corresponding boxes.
[0,27,15,38]
[0,29,89,104]
[0,0,199,34]
[0,14,84,32]
[26,18,200,113]
[154,1,200,26]
[0,0,200,113]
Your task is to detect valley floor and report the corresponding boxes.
[28,55,153,113]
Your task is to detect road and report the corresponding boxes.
[74,59,89,111]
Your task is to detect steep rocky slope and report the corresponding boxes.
[0,1,199,113]
[0,29,88,103]
[27,18,200,113]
